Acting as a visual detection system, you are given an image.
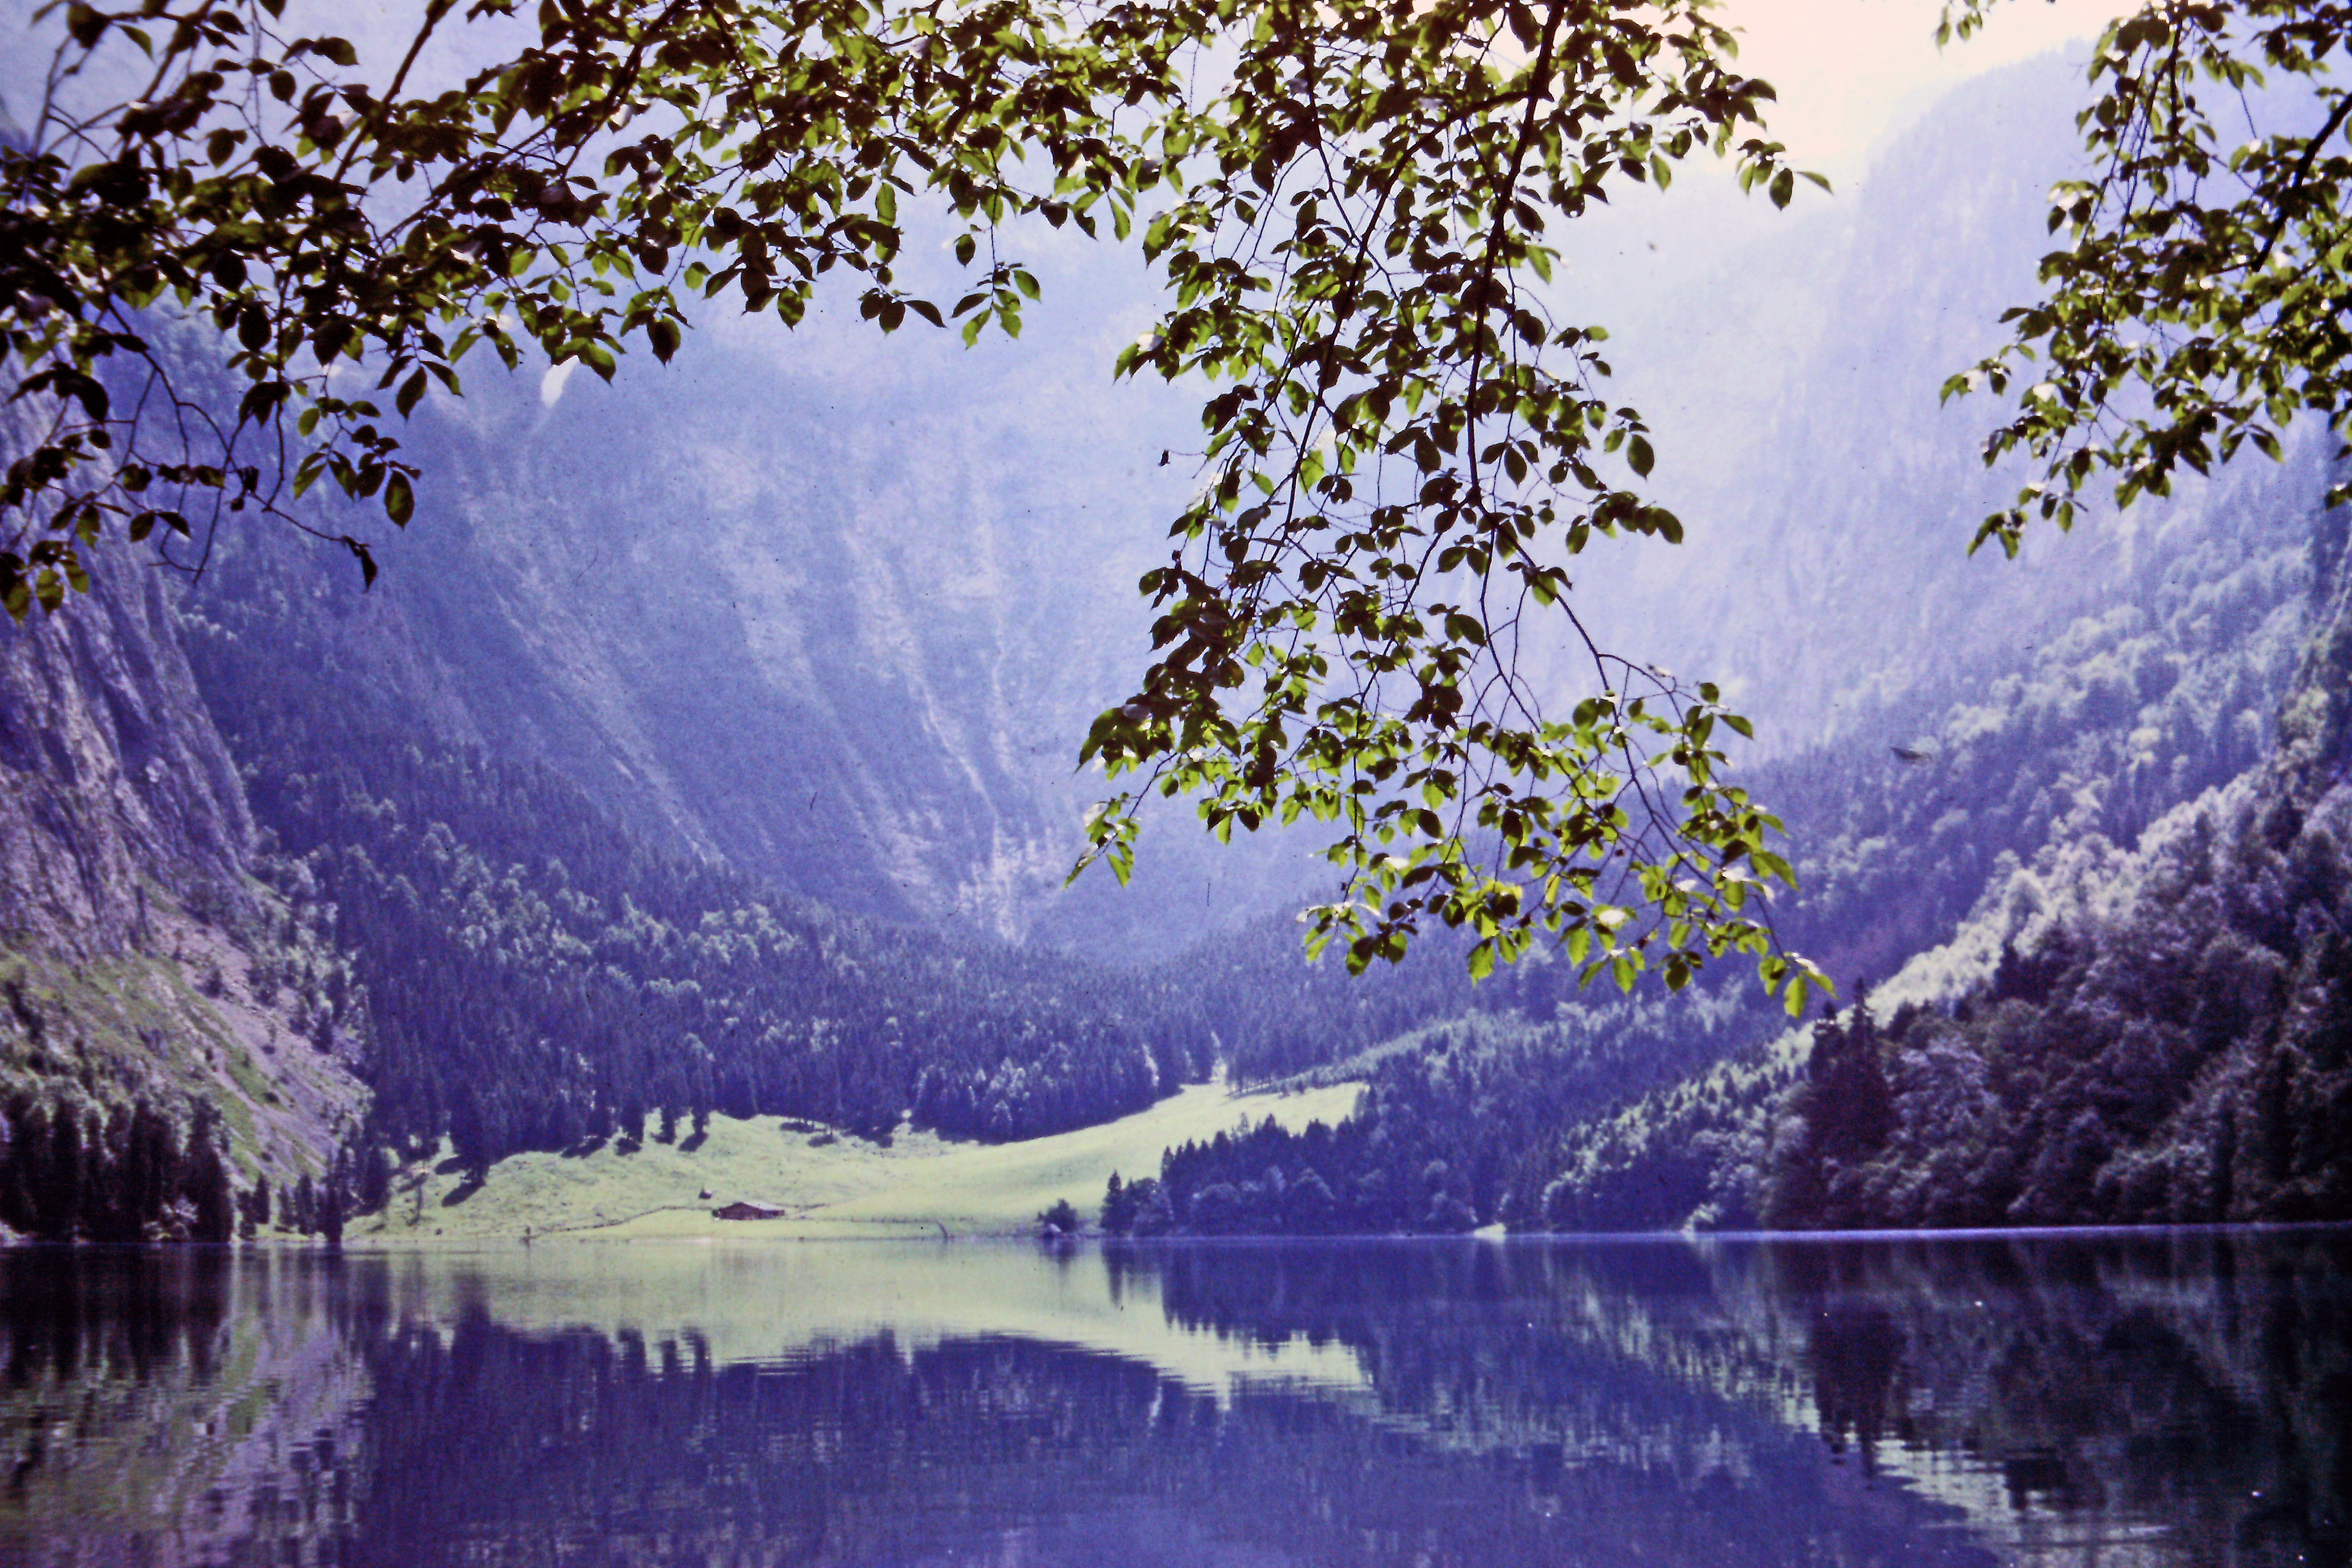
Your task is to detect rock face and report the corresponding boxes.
[0,527,369,1195]
[0,535,252,957]
[178,298,1314,960]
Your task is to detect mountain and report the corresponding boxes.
[0,530,249,956]
[1099,54,2352,1236]
[180,260,1310,960]
[7,43,2347,1238]
[1115,476,2351,1235]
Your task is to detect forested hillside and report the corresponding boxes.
[0,520,370,1242]
[187,582,1219,1169]
[1537,499,2352,1233]
[1755,511,2352,1229]
[1109,444,2333,1235]
[1100,55,2349,1238]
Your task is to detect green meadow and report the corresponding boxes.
[355,1079,1363,1243]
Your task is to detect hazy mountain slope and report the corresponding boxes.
[1573,52,2326,757]
[182,262,1312,959]
[1752,512,2352,1229]
[154,58,2131,963]
[146,53,2188,973]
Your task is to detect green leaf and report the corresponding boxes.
[383,472,413,527]
[339,534,379,588]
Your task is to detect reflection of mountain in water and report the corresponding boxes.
[1139,1234,2352,1567]
[340,1316,2002,1568]
[1,1236,2343,1566]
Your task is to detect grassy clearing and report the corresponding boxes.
[356,1079,1364,1243]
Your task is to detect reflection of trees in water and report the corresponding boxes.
[2,1237,2342,1566]
[2,1247,232,1389]
[1805,1301,1900,1474]
[1127,1234,2351,1567]
[0,1249,372,1565]
[1754,1232,2351,1564]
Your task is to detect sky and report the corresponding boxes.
[1724,0,2134,186]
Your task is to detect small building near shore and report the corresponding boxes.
[711,1200,788,1221]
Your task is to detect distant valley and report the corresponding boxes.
[2,50,2348,1243]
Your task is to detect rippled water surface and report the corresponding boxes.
[1,1230,2345,1566]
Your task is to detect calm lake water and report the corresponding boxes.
[0,1230,2344,1566]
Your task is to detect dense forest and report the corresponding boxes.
[1542,500,2352,1232]
[1757,553,2352,1228]
[0,1092,236,1243]
[206,712,1212,1173]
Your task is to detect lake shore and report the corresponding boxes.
[349,1079,1363,1245]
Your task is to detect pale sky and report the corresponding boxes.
[1724,0,2136,185]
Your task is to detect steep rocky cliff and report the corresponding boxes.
[175,293,1312,961]
[0,534,249,956]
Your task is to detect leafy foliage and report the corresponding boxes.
[1945,0,2352,552]
[2,0,1830,996]
[1063,0,1822,993]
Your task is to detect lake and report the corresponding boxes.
[1,1230,2343,1566]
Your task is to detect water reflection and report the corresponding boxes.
[0,1231,2342,1566]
